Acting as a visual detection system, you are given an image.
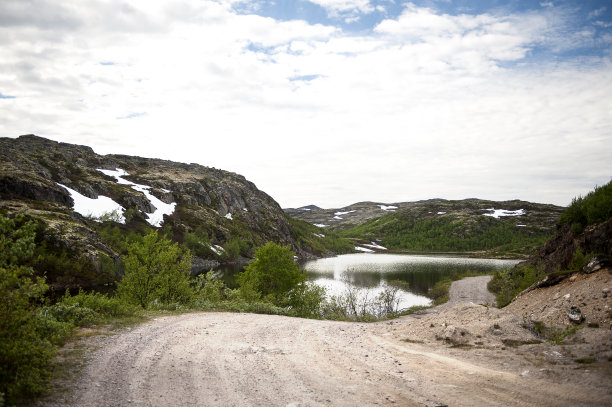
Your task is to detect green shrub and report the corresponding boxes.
[488,264,545,307]
[193,270,225,303]
[429,279,452,305]
[237,242,305,305]
[0,214,68,403]
[58,289,139,319]
[568,248,593,272]
[117,231,194,308]
[39,303,96,327]
[286,282,327,318]
[183,227,215,258]
[559,180,612,231]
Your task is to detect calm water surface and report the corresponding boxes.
[303,253,520,309]
[216,253,520,310]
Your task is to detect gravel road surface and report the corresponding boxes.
[43,277,611,407]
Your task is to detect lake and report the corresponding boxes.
[302,253,520,309]
[216,253,521,310]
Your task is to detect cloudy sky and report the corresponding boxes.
[1,0,611,209]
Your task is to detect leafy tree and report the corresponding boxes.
[0,215,55,403]
[117,231,193,308]
[237,242,305,305]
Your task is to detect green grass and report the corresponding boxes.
[521,320,581,345]
[575,357,597,364]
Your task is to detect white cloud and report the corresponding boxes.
[0,0,610,209]
[307,0,374,16]
[588,7,606,19]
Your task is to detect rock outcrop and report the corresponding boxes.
[524,218,612,274]
[0,135,342,288]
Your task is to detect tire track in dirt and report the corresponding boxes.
[42,277,611,407]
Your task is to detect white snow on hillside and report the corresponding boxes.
[484,208,525,218]
[333,216,343,220]
[355,246,374,253]
[313,233,325,238]
[57,183,125,223]
[437,211,446,215]
[97,168,176,227]
[355,246,375,253]
[363,241,388,250]
[314,223,329,227]
[379,205,398,211]
[211,245,225,256]
[225,213,233,220]
[334,210,356,216]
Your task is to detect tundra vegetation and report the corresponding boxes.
[0,215,403,405]
[339,213,551,255]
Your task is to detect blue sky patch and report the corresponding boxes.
[116,112,147,120]
[0,92,16,99]
[289,74,322,82]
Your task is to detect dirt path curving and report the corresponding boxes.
[42,277,611,407]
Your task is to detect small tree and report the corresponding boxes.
[237,242,304,305]
[0,215,55,402]
[117,231,193,308]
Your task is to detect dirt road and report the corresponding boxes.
[45,277,611,407]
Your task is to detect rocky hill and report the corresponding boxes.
[0,135,350,288]
[286,199,565,257]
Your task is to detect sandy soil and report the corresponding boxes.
[41,275,612,407]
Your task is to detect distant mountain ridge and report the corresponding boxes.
[285,199,565,257]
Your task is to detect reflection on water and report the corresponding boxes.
[302,253,520,309]
[215,253,520,311]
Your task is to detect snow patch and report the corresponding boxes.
[160,188,171,193]
[437,211,446,215]
[57,183,125,223]
[243,208,248,212]
[313,224,329,228]
[225,213,233,220]
[333,216,343,220]
[355,246,375,253]
[97,168,176,227]
[517,224,527,227]
[211,245,225,256]
[363,241,388,250]
[484,208,526,218]
[313,233,325,238]
[334,210,356,216]
[379,205,398,211]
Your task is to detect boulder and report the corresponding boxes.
[568,306,584,324]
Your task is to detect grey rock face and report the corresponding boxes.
[0,135,334,288]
